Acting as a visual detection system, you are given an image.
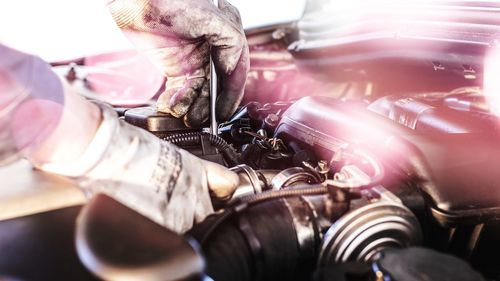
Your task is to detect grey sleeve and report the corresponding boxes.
[39,103,214,233]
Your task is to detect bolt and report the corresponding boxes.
[65,63,77,83]
[317,160,330,174]
[265,113,280,127]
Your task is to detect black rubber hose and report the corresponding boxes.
[193,185,329,246]
[164,132,240,166]
[197,200,303,281]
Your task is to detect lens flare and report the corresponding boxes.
[484,46,500,116]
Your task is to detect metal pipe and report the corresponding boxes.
[209,0,219,135]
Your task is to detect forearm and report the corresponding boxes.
[38,103,214,233]
[0,43,216,233]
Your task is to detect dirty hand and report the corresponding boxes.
[107,0,250,127]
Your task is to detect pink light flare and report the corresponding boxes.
[484,46,500,116]
[83,50,164,106]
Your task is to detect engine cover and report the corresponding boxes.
[275,96,500,226]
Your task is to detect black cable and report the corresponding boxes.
[164,132,240,166]
[237,185,328,205]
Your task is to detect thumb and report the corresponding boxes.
[203,160,239,199]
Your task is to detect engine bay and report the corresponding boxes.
[115,85,499,280]
[2,2,500,279]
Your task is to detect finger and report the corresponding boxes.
[199,2,249,120]
[157,76,205,117]
[203,160,239,199]
[156,83,197,117]
[184,81,210,127]
[206,19,249,120]
[184,96,209,127]
[106,0,149,30]
[215,42,250,120]
[199,3,246,76]
[156,87,175,114]
[218,0,243,26]
[168,85,198,118]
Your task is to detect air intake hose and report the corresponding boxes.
[188,189,348,281]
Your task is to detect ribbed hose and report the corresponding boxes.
[238,185,328,205]
[164,132,200,145]
[164,132,240,166]
[196,184,329,245]
[199,200,303,281]
[188,185,335,281]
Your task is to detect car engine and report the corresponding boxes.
[107,5,500,277]
[102,3,500,277]
[1,1,499,280]
[119,83,498,280]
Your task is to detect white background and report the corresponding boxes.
[0,0,306,61]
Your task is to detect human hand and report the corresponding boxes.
[107,0,250,127]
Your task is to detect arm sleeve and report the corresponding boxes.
[0,43,214,233]
[38,103,214,233]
